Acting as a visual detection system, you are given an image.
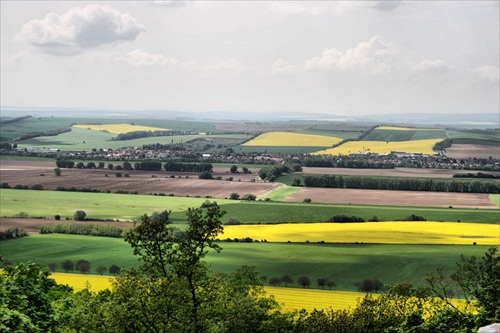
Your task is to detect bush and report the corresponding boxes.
[225,218,241,225]
[329,215,365,223]
[229,193,240,200]
[402,214,426,221]
[74,210,87,221]
[199,171,213,179]
[30,184,44,190]
[241,194,256,201]
[303,198,312,203]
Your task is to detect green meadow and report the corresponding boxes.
[447,129,500,146]
[1,189,499,224]
[0,234,490,291]
[362,129,447,142]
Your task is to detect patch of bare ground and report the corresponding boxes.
[0,161,278,199]
[300,167,500,178]
[283,188,498,209]
[0,218,133,234]
[445,144,500,160]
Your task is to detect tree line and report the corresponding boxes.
[303,158,396,169]
[302,174,500,193]
[39,223,126,238]
[112,130,196,141]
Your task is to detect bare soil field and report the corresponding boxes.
[445,144,500,160]
[283,187,497,209]
[0,218,133,233]
[0,161,278,199]
[300,167,500,178]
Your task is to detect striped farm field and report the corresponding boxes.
[51,272,114,291]
[313,139,443,155]
[376,126,436,131]
[222,222,500,245]
[265,286,364,312]
[73,123,168,134]
[243,132,343,147]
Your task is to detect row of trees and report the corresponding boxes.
[303,158,396,169]
[54,259,121,275]
[0,206,499,332]
[112,130,193,141]
[0,227,29,240]
[258,163,302,181]
[302,174,500,193]
[39,223,125,238]
[269,274,337,290]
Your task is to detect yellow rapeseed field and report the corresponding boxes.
[73,124,168,134]
[312,139,442,155]
[243,132,343,147]
[265,286,364,312]
[376,126,435,131]
[222,222,499,245]
[51,272,114,291]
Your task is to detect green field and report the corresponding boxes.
[0,234,491,291]
[362,129,446,142]
[15,127,251,151]
[2,189,499,224]
[447,129,500,146]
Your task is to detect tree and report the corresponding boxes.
[123,161,133,170]
[269,276,281,287]
[74,210,86,221]
[230,165,238,173]
[87,162,96,169]
[98,161,105,169]
[317,277,329,289]
[54,167,62,176]
[229,192,240,200]
[242,166,249,173]
[297,276,311,288]
[61,259,74,272]
[198,171,213,179]
[109,264,121,275]
[107,163,114,170]
[281,274,294,287]
[96,265,107,276]
[241,193,256,201]
[0,261,63,332]
[48,262,57,272]
[76,162,84,169]
[75,259,90,274]
[326,280,336,290]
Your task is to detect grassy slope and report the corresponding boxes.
[0,234,490,291]
[2,189,499,224]
[362,129,446,142]
[447,129,500,146]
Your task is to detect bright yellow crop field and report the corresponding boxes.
[223,222,500,245]
[312,139,442,155]
[265,286,364,312]
[73,124,168,134]
[376,126,434,131]
[242,132,343,147]
[52,273,114,291]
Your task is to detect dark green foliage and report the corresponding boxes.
[330,215,365,222]
[229,192,240,200]
[55,159,75,168]
[303,174,500,194]
[0,261,64,332]
[241,193,257,201]
[164,161,213,172]
[297,276,311,288]
[30,183,44,190]
[108,264,121,275]
[61,259,74,272]
[75,259,90,274]
[198,171,213,179]
[54,167,61,176]
[0,227,29,240]
[402,214,426,221]
[230,165,238,173]
[73,210,87,221]
[39,223,125,238]
[0,182,11,188]
[134,160,162,171]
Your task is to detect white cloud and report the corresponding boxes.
[372,1,404,12]
[473,65,499,83]
[16,4,145,55]
[410,59,450,74]
[203,58,249,72]
[273,35,395,75]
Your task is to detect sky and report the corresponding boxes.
[1,1,499,116]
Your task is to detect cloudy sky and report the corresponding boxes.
[1,1,498,116]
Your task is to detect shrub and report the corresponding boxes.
[30,184,44,190]
[74,210,87,221]
[229,193,240,200]
[303,198,312,203]
[225,218,241,225]
[241,194,256,201]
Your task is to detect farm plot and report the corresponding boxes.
[283,187,498,209]
[313,139,443,155]
[242,132,343,147]
[73,124,168,134]
[445,144,500,159]
[222,222,499,245]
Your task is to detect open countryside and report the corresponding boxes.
[313,139,444,155]
[242,131,343,146]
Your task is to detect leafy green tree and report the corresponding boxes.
[317,277,329,289]
[96,265,107,276]
[48,262,57,272]
[229,192,240,200]
[230,165,238,173]
[98,161,105,169]
[269,276,281,287]
[76,162,84,169]
[75,259,90,274]
[281,274,294,287]
[61,259,74,272]
[74,210,86,221]
[0,261,61,332]
[108,264,121,275]
[54,167,62,176]
[87,162,96,169]
[297,276,311,288]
